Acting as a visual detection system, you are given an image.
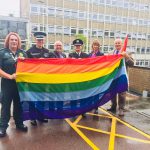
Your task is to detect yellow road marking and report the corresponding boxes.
[65,107,150,150]
[65,118,100,150]
[108,117,116,150]
[73,115,83,125]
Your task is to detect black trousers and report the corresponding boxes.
[0,79,23,130]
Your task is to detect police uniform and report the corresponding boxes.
[0,48,27,132]
[69,39,88,115]
[27,32,49,58]
[26,32,49,125]
[69,39,88,58]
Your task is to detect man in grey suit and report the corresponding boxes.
[107,38,134,116]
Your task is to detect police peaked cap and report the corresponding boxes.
[73,39,83,46]
[34,32,47,40]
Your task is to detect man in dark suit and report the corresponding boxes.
[107,38,134,116]
[69,39,88,58]
[49,41,66,58]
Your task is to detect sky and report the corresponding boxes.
[0,0,20,17]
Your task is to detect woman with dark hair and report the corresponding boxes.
[0,32,28,137]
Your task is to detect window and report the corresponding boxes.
[71,28,76,35]
[48,26,55,34]
[110,31,114,38]
[64,10,71,18]
[98,14,104,22]
[48,43,54,50]
[136,47,140,54]
[31,24,38,32]
[56,8,63,16]
[104,30,109,37]
[111,16,116,23]
[78,28,84,34]
[92,30,97,37]
[105,15,110,22]
[97,30,103,37]
[31,5,38,14]
[71,11,78,19]
[56,26,62,34]
[146,48,150,54]
[64,27,70,35]
[40,7,46,14]
[79,11,85,19]
[40,25,46,32]
[141,48,145,54]
[48,7,55,16]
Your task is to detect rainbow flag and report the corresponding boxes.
[16,55,128,120]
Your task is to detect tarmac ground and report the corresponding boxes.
[0,93,150,150]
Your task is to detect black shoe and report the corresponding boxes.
[16,124,28,132]
[82,114,86,118]
[94,109,98,114]
[30,120,37,126]
[38,119,48,123]
[107,107,116,113]
[0,129,6,138]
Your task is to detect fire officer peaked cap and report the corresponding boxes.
[34,32,47,40]
[72,39,83,46]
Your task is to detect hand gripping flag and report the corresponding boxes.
[16,55,128,120]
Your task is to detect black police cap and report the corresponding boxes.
[72,39,83,46]
[34,32,47,40]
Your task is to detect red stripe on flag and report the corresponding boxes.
[121,35,128,52]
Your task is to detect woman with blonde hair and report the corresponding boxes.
[89,40,104,114]
[89,39,104,57]
[0,32,28,137]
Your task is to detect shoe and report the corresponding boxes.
[0,129,6,138]
[118,109,124,116]
[30,120,37,126]
[38,119,48,123]
[107,107,116,113]
[94,109,98,114]
[82,114,86,118]
[16,124,28,132]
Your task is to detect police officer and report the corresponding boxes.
[69,39,88,58]
[69,39,88,117]
[0,32,28,137]
[27,32,50,126]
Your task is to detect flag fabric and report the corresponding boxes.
[16,55,128,120]
[121,35,128,52]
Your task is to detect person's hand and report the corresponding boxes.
[120,51,129,58]
[18,56,25,60]
[8,73,16,80]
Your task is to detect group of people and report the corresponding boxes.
[0,31,134,137]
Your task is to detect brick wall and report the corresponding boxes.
[128,66,150,94]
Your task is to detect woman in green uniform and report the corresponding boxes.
[0,32,28,137]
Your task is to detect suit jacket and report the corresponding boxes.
[109,50,134,67]
[68,52,88,58]
[88,51,104,57]
[49,51,66,58]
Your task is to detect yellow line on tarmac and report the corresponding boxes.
[116,133,150,144]
[73,115,83,125]
[87,112,112,119]
[76,124,110,135]
[108,117,116,150]
[116,118,150,140]
[65,119,100,150]
[99,107,150,141]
